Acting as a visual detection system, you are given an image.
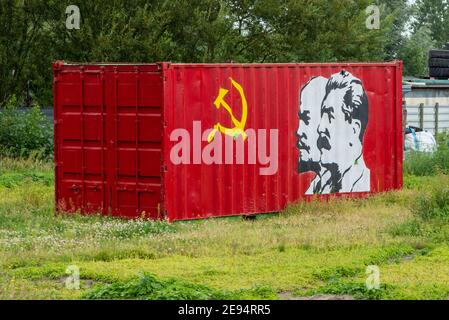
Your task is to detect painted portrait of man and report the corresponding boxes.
[297,70,370,194]
[296,76,329,194]
[317,70,370,193]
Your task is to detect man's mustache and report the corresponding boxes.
[317,135,331,151]
[297,133,310,152]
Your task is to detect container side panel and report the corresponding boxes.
[163,63,403,221]
[396,62,404,189]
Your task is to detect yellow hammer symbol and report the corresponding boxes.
[207,77,248,142]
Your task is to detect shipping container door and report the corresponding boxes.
[55,67,108,214]
[106,68,163,219]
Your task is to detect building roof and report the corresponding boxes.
[403,77,449,89]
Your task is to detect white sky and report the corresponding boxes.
[403,0,417,36]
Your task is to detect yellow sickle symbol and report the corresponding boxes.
[207,77,248,143]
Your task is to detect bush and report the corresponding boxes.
[0,96,53,159]
[404,132,449,176]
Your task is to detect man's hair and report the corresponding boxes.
[323,70,369,141]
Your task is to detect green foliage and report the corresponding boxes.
[83,272,276,300]
[435,132,449,170]
[0,0,55,105]
[412,183,449,221]
[0,96,53,158]
[82,272,278,300]
[388,217,449,245]
[404,133,449,176]
[0,171,53,188]
[404,151,439,176]
[403,174,446,192]
[75,219,178,241]
[379,0,413,61]
[83,272,240,300]
[389,219,424,237]
[224,0,392,63]
[312,266,361,282]
[412,0,449,48]
[307,281,390,300]
[1,156,449,299]
[399,26,435,77]
[1,0,448,102]
[406,143,449,220]
[0,0,412,106]
[399,0,449,75]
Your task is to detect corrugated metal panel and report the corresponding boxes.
[54,61,403,221]
[162,62,403,221]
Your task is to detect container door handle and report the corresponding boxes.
[70,184,80,194]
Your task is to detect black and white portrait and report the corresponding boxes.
[297,70,370,194]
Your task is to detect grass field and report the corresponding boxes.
[0,156,448,300]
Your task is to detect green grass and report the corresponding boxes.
[0,156,449,300]
[411,181,449,220]
[403,132,449,176]
[82,272,278,300]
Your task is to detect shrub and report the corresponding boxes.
[0,96,53,159]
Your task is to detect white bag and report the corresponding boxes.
[405,130,437,153]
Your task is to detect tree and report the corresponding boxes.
[0,0,413,106]
[0,0,54,106]
[378,0,413,60]
[413,0,449,48]
[224,0,393,63]
[400,26,435,76]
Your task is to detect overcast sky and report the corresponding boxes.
[404,0,417,36]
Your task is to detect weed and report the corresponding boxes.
[411,182,449,220]
[83,272,240,300]
[404,133,449,176]
[306,281,391,300]
[389,220,424,237]
[312,266,361,282]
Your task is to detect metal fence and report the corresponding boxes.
[406,103,449,134]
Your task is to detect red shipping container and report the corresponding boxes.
[52,61,403,221]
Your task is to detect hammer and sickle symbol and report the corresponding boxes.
[207,77,248,143]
